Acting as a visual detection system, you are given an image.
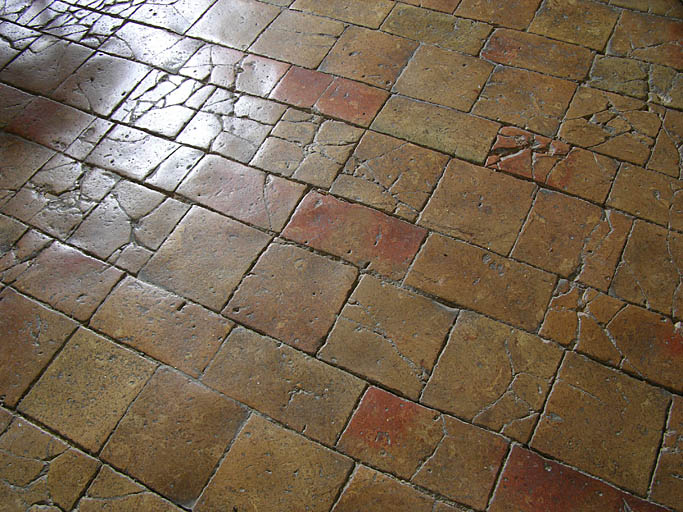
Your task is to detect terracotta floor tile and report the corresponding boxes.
[649,109,683,177]
[651,395,683,509]
[0,133,55,198]
[455,0,541,30]
[270,66,334,107]
[315,77,388,127]
[291,0,393,28]
[401,0,462,13]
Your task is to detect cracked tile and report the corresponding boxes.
[0,133,55,206]
[532,352,670,494]
[650,64,683,109]
[315,77,388,127]
[130,0,215,34]
[455,0,540,29]
[609,0,683,17]
[588,55,650,99]
[0,0,36,22]
[73,0,145,17]
[0,229,52,284]
[422,311,563,443]
[651,395,683,509]
[203,326,364,445]
[143,145,204,192]
[0,83,33,130]
[0,213,26,255]
[226,241,357,353]
[65,118,113,160]
[195,415,353,512]
[178,43,243,85]
[291,0,393,28]
[401,0,462,12]
[0,21,39,67]
[319,275,456,399]
[270,66,334,107]
[649,108,683,178]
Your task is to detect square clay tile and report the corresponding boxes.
[291,0,394,28]
[315,78,388,127]
[455,0,541,29]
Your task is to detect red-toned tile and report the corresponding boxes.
[270,66,334,107]
[315,78,388,127]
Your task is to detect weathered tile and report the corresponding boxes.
[529,0,620,51]
[226,241,357,353]
[0,418,100,511]
[422,311,563,443]
[394,44,492,110]
[608,10,683,69]
[532,352,670,494]
[130,0,215,33]
[483,28,593,80]
[373,96,500,162]
[420,159,535,254]
[401,0,462,13]
[0,288,76,406]
[609,0,683,17]
[473,66,576,137]
[19,328,155,451]
[0,21,38,67]
[0,133,55,201]
[331,131,449,220]
[0,83,33,130]
[292,0,393,28]
[455,0,541,29]
[195,415,353,512]
[0,214,26,255]
[178,43,244,87]
[383,4,492,55]
[187,0,280,50]
[315,78,388,127]
[270,66,334,107]
[651,396,683,509]
[559,86,661,166]
[490,446,669,512]
[203,327,364,445]
[73,0,145,17]
[64,118,114,160]
[13,242,122,321]
[0,229,52,285]
[251,10,344,68]
[235,54,290,97]
[612,220,682,319]
[322,27,417,89]
[101,368,247,506]
[406,234,556,330]
[332,466,435,512]
[649,108,683,180]
[589,55,650,99]
[28,3,123,47]
[650,65,683,110]
[141,206,271,310]
[144,146,204,192]
[319,275,456,399]
[284,191,427,279]
[91,277,233,377]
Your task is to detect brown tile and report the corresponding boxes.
[333,465,435,512]
[612,220,683,319]
[483,28,593,80]
[394,45,493,110]
[0,229,52,285]
[140,206,271,310]
[412,415,508,509]
[251,10,344,68]
[455,0,540,29]
[401,0,462,13]
[588,55,650,99]
[225,241,357,353]
[649,109,682,178]
[608,10,683,69]
[651,395,683,509]
[331,131,449,220]
[19,328,155,452]
[195,415,353,512]
[315,77,389,127]
[283,191,427,279]
[292,0,393,28]
[13,242,123,321]
[0,214,26,256]
[372,96,500,162]
[187,0,280,49]
[420,159,535,254]
[0,418,100,511]
[320,275,456,399]
[650,65,683,110]
[559,87,661,166]
[0,133,54,201]
[422,311,563,443]
[270,66,334,108]
[473,66,576,137]
[490,446,669,512]
[406,234,556,330]
[177,155,305,231]
[203,327,364,445]
[608,163,681,228]
[529,0,620,51]
[383,5,492,55]
[610,0,683,17]
[102,368,247,506]
[532,352,670,494]
[322,27,417,89]
[0,288,76,406]
[79,466,183,512]
[337,386,444,478]
[91,277,233,377]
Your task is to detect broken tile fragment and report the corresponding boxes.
[130,0,215,34]
[649,108,683,178]
[651,396,683,509]
[29,3,123,47]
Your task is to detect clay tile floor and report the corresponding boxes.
[1,0,683,510]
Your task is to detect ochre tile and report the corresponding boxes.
[422,311,563,443]
[90,277,233,377]
[18,328,155,452]
[455,0,541,29]
[490,446,669,512]
[321,27,417,89]
[588,55,650,99]
[394,44,493,110]
[372,95,500,162]
[401,0,462,13]
[140,206,271,310]
[101,368,247,506]
[473,66,577,137]
[226,241,357,353]
[203,327,364,445]
[649,65,683,110]
[651,395,683,509]
[283,191,427,279]
[406,234,556,330]
[649,109,683,178]
[315,77,388,127]
[532,352,670,494]
[0,288,76,406]
[195,415,353,512]
[270,66,334,107]
[419,159,536,254]
[291,0,393,28]
[0,229,52,285]
[319,275,456,399]
[610,0,683,17]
